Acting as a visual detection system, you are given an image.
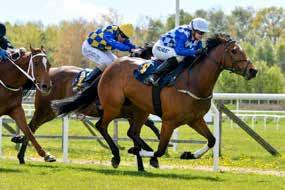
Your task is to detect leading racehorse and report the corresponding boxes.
[53,34,258,170]
[0,47,55,163]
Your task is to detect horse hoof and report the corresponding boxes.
[11,135,26,144]
[180,151,196,160]
[149,157,159,168]
[17,155,25,164]
[44,154,57,162]
[111,157,120,168]
[128,147,140,155]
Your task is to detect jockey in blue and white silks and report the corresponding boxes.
[79,23,137,90]
[149,18,209,85]
[0,23,14,60]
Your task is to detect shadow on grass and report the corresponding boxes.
[70,167,222,181]
[26,162,221,181]
[0,167,23,173]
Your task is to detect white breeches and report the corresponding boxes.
[81,40,117,71]
[152,41,184,62]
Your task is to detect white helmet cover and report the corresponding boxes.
[190,18,209,32]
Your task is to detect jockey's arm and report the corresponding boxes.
[0,47,8,59]
[174,31,200,57]
[0,36,14,50]
[123,39,136,50]
[103,32,131,51]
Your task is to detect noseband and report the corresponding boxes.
[1,52,48,92]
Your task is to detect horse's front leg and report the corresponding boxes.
[180,118,216,159]
[14,108,57,164]
[137,121,175,168]
[9,106,55,163]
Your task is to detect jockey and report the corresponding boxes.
[0,22,14,60]
[79,23,137,90]
[148,17,209,85]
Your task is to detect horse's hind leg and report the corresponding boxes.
[127,110,159,169]
[180,118,216,159]
[95,112,121,168]
[9,106,55,163]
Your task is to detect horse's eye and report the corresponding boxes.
[231,49,237,54]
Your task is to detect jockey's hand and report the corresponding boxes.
[130,48,143,54]
[0,49,8,60]
[195,48,203,55]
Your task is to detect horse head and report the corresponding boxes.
[206,34,257,80]
[27,45,52,95]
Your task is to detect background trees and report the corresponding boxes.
[4,6,285,93]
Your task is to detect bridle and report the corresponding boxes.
[175,39,251,100]
[205,40,251,77]
[0,51,49,92]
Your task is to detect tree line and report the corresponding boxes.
[4,6,285,93]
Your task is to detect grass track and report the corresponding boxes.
[1,159,285,190]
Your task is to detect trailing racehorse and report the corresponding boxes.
[0,47,55,163]
[13,44,162,164]
[53,34,258,170]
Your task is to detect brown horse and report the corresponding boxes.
[0,47,55,163]
[53,34,258,170]
[13,44,162,164]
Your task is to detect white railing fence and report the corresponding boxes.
[1,93,285,172]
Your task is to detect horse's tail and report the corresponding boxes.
[51,81,97,116]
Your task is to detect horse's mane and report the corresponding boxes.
[189,33,232,63]
[206,33,232,52]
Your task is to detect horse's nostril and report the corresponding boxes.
[249,69,258,77]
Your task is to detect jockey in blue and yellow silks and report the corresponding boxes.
[0,23,14,60]
[79,23,137,90]
[148,18,209,85]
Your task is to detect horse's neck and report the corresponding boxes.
[186,53,222,97]
[0,55,30,87]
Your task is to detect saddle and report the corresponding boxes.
[134,59,190,88]
[133,56,196,117]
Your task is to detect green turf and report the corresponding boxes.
[1,118,285,171]
[1,159,285,190]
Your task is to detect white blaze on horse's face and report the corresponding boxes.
[42,56,48,71]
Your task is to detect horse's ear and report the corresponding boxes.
[30,44,35,53]
[40,45,46,53]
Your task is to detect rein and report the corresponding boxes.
[0,52,48,92]
[174,40,249,100]
[206,42,251,76]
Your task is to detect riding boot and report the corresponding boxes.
[80,67,102,90]
[148,57,179,86]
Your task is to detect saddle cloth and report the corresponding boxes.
[133,59,188,87]
[72,68,93,87]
